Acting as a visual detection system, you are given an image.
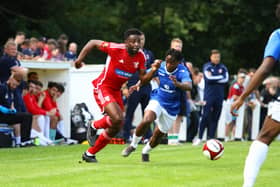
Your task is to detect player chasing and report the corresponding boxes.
[122,49,192,162]
[231,3,280,187]
[74,28,161,163]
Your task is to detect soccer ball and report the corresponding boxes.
[202,139,224,160]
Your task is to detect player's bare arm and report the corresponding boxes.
[231,57,276,116]
[74,39,104,68]
[138,59,162,86]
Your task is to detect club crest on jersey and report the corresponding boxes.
[119,59,124,63]
[219,69,222,73]
[102,42,109,48]
[133,62,139,68]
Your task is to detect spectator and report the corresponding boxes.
[27,72,39,82]
[23,80,56,145]
[0,73,33,147]
[34,37,47,57]
[65,42,78,61]
[14,31,26,52]
[224,72,246,142]
[41,82,60,140]
[41,39,57,60]
[193,49,229,146]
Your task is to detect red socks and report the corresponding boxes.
[92,116,112,129]
[87,131,112,155]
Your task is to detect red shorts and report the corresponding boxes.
[93,86,124,113]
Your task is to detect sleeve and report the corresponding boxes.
[98,41,110,54]
[217,65,229,83]
[264,29,280,61]
[231,83,240,96]
[23,95,47,115]
[203,63,223,83]
[138,53,146,70]
[42,94,56,111]
[181,67,192,83]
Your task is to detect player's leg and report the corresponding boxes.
[122,100,159,157]
[83,101,124,163]
[141,109,176,162]
[140,89,153,142]
[243,116,280,187]
[122,109,156,157]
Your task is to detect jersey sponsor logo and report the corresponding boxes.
[115,68,133,78]
[160,87,175,93]
[158,72,165,76]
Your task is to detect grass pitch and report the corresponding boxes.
[0,141,279,187]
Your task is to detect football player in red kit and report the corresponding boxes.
[74,28,161,162]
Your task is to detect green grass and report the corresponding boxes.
[0,141,279,187]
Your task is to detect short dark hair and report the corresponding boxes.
[210,49,220,55]
[47,81,58,88]
[27,72,38,79]
[56,83,65,93]
[276,3,280,21]
[16,31,25,36]
[165,48,183,63]
[124,28,142,40]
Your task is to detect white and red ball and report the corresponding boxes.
[202,139,224,160]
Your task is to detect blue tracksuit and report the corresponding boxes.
[199,61,229,139]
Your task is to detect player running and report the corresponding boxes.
[74,28,161,163]
[231,3,280,186]
[122,49,192,162]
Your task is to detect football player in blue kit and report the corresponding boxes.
[231,3,280,187]
[121,48,192,162]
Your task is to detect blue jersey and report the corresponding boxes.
[203,62,229,100]
[0,54,21,83]
[264,28,280,61]
[150,62,192,116]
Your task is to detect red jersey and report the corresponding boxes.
[42,90,60,117]
[23,93,47,115]
[92,42,146,90]
[227,82,244,99]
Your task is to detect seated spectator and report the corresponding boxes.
[0,73,33,147]
[23,80,56,145]
[65,42,77,61]
[41,82,60,140]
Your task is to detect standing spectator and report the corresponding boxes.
[74,28,158,163]
[231,4,280,186]
[65,42,78,61]
[41,39,58,60]
[0,73,32,147]
[224,72,246,142]
[122,31,155,143]
[14,31,26,52]
[193,49,229,146]
[34,37,47,57]
[187,67,204,142]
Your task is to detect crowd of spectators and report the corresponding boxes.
[0,31,78,147]
[6,31,78,62]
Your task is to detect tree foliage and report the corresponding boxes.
[0,0,279,72]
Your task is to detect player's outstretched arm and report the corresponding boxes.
[74,40,104,69]
[231,57,275,116]
[138,59,162,86]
